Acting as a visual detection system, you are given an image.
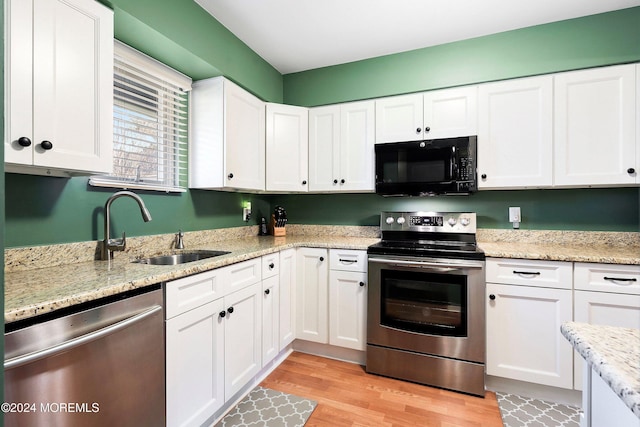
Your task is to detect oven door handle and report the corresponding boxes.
[368,257,483,271]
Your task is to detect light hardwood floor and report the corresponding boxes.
[260,351,504,427]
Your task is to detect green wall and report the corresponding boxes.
[283,7,640,106]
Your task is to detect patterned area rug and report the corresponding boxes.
[215,386,317,427]
[496,392,580,427]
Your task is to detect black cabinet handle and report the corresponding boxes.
[513,270,541,276]
[219,310,226,318]
[333,179,338,184]
[319,256,324,262]
[18,137,32,147]
[339,258,357,264]
[227,306,234,314]
[489,294,496,301]
[359,281,365,287]
[40,140,53,150]
[425,126,431,132]
[604,277,637,282]
[340,179,345,184]
[269,263,275,269]
[265,289,270,295]
[416,127,422,133]
[302,180,307,185]
[628,168,636,174]
[481,174,487,179]
[227,173,234,179]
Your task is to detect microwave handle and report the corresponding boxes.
[450,146,457,179]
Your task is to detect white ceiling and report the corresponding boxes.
[194,0,640,74]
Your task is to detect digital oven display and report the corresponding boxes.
[410,216,443,226]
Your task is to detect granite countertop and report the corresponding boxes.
[4,235,379,324]
[561,322,640,418]
[5,227,640,324]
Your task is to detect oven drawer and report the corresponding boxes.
[330,249,367,273]
[574,262,640,294]
[486,258,572,289]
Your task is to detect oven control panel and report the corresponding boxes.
[381,211,476,233]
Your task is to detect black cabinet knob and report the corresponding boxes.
[333,179,338,184]
[359,281,365,287]
[302,180,307,185]
[264,289,270,295]
[227,306,234,314]
[319,256,324,262]
[40,140,53,150]
[628,168,636,174]
[481,174,487,179]
[219,310,226,318]
[340,179,345,184]
[489,294,496,301]
[416,127,422,133]
[18,137,32,147]
[227,173,234,179]
[425,126,431,132]
[269,263,275,269]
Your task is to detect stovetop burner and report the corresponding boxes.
[368,211,485,261]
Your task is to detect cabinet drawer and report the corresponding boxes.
[330,249,367,272]
[164,269,223,319]
[486,258,572,289]
[574,263,640,295]
[262,253,280,279]
[222,258,262,295]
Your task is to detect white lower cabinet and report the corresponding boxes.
[583,364,639,427]
[573,262,640,390]
[329,270,367,350]
[261,253,280,367]
[486,258,574,389]
[165,258,262,427]
[278,249,297,350]
[296,248,329,343]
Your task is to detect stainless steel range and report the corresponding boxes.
[366,211,486,396]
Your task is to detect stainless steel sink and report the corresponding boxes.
[132,250,230,265]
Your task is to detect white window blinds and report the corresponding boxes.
[89,41,192,192]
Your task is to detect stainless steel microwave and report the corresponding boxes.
[374,136,477,196]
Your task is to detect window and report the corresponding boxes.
[89,41,192,192]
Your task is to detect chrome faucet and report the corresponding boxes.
[175,230,185,249]
[102,191,152,261]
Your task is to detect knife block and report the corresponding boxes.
[269,215,286,236]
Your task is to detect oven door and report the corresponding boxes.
[367,255,485,363]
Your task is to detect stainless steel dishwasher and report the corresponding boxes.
[4,285,165,427]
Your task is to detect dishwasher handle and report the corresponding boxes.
[4,305,162,370]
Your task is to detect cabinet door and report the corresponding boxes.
[262,275,279,366]
[478,76,553,189]
[375,93,424,143]
[266,103,309,192]
[554,64,636,187]
[329,270,367,350]
[166,299,225,427]
[279,248,296,350]
[224,283,261,398]
[573,290,640,390]
[296,248,329,343]
[486,283,573,388]
[423,86,478,139]
[339,100,375,192]
[308,105,340,192]
[6,0,113,174]
[224,80,266,191]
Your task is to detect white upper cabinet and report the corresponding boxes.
[266,103,309,192]
[554,64,637,187]
[375,86,477,143]
[375,93,424,143]
[478,76,553,189]
[423,86,477,139]
[190,77,266,192]
[5,0,113,176]
[309,100,375,192]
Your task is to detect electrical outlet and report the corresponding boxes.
[242,202,252,222]
[509,207,521,229]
